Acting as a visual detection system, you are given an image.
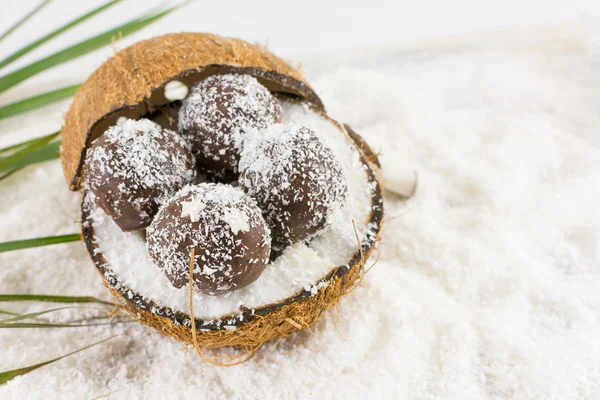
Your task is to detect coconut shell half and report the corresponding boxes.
[61,32,324,190]
[63,33,384,351]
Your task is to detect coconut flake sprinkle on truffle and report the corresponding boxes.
[180,199,207,222]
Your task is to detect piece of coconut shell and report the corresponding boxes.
[62,32,384,352]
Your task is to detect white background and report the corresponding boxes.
[1,0,600,53]
[1,0,600,57]
[0,0,599,101]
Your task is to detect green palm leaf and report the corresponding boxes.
[0,336,117,385]
[0,139,61,181]
[0,0,53,42]
[0,306,110,324]
[0,0,119,70]
[0,4,181,94]
[0,294,113,306]
[5,140,60,169]
[0,132,59,170]
[0,133,58,154]
[0,233,82,253]
[0,321,134,328]
[0,309,22,317]
[0,305,132,325]
[0,85,79,120]
[0,136,43,154]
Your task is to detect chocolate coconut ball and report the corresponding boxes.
[84,118,196,232]
[146,183,271,295]
[178,74,282,181]
[239,124,348,251]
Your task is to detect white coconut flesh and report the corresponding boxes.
[88,100,378,321]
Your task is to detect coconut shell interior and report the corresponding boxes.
[61,32,324,191]
[81,122,383,349]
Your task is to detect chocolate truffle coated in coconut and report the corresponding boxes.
[146,183,271,295]
[239,124,348,251]
[84,119,196,232]
[178,74,282,181]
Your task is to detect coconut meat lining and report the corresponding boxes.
[90,101,376,320]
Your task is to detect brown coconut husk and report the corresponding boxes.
[64,32,384,352]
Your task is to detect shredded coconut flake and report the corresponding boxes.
[180,199,207,222]
[221,208,250,234]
